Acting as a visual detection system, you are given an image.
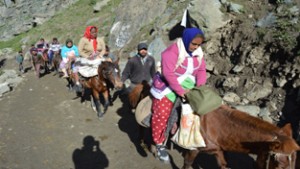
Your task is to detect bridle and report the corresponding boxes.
[101,63,119,85]
[267,151,293,169]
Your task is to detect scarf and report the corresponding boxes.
[65,39,73,48]
[176,38,203,69]
[182,28,204,56]
[83,26,98,52]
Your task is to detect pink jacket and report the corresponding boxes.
[161,42,207,96]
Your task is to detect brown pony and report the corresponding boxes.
[80,60,123,118]
[182,105,299,169]
[129,83,300,169]
[41,49,50,73]
[52,51,62,75]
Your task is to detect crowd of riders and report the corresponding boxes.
[21,26,115,80]
[17,26,207,164]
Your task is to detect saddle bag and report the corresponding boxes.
[186,85,222,115]
[171,102,206,150]
[135,96,152,128]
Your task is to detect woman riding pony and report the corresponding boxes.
[150,27,207,163]
[78,26,106,60]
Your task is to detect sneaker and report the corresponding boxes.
[156,145,170,163]
[74,84,82,93]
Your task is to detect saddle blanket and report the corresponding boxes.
[78,66,98,77]
[76,58,104,78]
[76,58,104,67]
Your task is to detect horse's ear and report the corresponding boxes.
[113,57,120,65]
[269,140,282,152]
[280,123,293,137]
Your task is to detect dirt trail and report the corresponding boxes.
[0,59,187,169]
[0,59,257,169]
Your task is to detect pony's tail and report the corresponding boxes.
[128,84,144,108]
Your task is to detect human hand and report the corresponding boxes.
[106,58,112,62]
[95,141,99,147]
[179,89,190,99]
[184,89,190,95]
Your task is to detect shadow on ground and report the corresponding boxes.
[72,135,109,169]
[115,90,149,157]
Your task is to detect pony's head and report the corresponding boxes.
[267,123,300,169]
[98,60,123,90]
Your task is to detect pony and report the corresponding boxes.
[80,60,123,118]
[182,105,299,169]
[128,83,300,169]
[41,48,50,74]
[52,51,62,75]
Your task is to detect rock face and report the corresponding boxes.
[0,0,300,134]
[0,69,23,97]
[0,0,78,41]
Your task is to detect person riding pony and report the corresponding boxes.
[150,27,206,163]
[78,26,106,60]
[76,26,119,117]
[60,39,80,86]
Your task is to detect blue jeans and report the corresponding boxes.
[48,51,54,65]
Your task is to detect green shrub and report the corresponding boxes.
[89,0,96,6]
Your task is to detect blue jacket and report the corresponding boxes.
[60,45,79,59]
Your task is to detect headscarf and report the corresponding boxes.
[182,28,204,56]
[30,47,38,53]
[83,26,98,52]
[65,39,73,48]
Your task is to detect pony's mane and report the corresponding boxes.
[128,82,151,108]
[219,105,280,134]
[128,84,144,108]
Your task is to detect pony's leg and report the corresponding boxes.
[108,88,113,106]
[92,90,104,118]
[214,150,228,169]
[102,90,110,113]
[138,126,149,152]
[182,149,200,169]
[80,87,85,104]
[255,152,268,169]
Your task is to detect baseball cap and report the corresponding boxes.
[137,43,148,51]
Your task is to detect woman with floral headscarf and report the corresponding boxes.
[150,27,207,163]
[78,26,106,59]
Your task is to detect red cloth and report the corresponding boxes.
[83,26,98,52]
[151,97,174,144]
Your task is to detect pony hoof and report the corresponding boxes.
[97,112,104,118]
[104,107,108,113]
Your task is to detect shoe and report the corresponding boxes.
[74,83,82,93]
[156,145,170,163]
[62,75,69,78]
